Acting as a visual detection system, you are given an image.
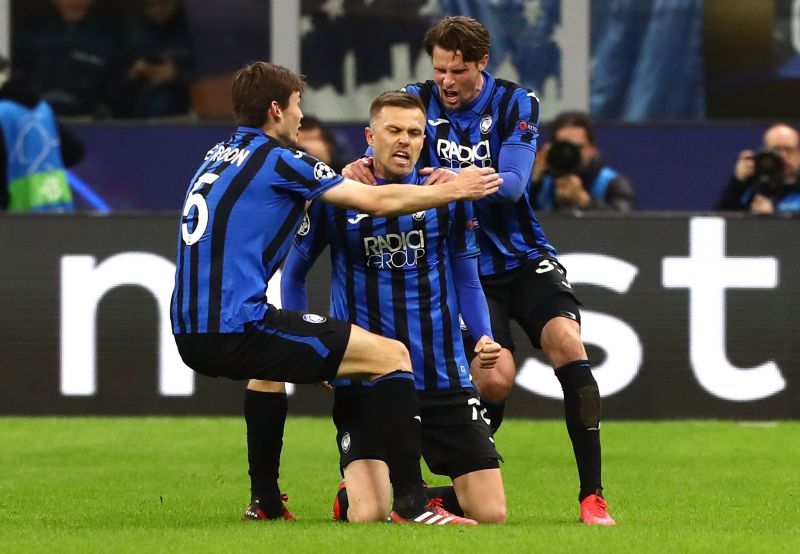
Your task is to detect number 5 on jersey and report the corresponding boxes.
[181,172,219,245]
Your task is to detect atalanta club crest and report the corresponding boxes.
[297,213,310,236]
[303,313,327,324]
[480,114,493,134]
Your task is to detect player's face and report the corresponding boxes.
[431,46,488,111]
[275,91,304,145]
[366,106,426,181]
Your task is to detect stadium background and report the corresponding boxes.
[1,0,799,419]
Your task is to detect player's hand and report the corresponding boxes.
[474,335,501,370]
[750,193,775,214]
[554,174,590,208]
[342,157,377,185]
[318,381,334,391]
[451,165,503,200]
[420,167,457,185]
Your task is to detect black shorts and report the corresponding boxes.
[174,305,351,383]
[332,387,500,480]
[464,257,582,354]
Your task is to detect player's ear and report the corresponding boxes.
[365,126,374,146]
[477,54,489,72]
[268,101,282,121]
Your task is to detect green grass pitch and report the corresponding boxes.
[1,417,798,553]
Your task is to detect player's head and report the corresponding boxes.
[423,16,490,110]
[366,91,426,181]
[53,0,93,23]
[762,123,800,177]
[232,61,306,145]
[551,111,598,167]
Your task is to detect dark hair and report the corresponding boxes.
[551,111,595,145]
[369,91,425,123]
[231,61,306,127]
[423,16,491,62]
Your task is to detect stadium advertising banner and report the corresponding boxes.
[0,214,797,419]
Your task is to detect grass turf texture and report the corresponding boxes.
[1,418,798,553]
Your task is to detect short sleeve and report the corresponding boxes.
[270,148,344,200]
[502,88,540,150]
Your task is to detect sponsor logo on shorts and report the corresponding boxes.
[303,313,327,324]
[341,432,351,453]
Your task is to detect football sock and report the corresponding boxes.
[425,485,464,516]
[371,372,427,517]
[244,389,288,517]
[554,360,603,501]
[481,398,506,434]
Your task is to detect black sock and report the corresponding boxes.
[554,360,603,501]
[371,373,427,517]
[426,485,464,517]
[244,389,287,517]
[481,398,506,434]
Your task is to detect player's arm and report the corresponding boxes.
[280,246,315,311]
[280,203,329,311]
[319,165,501,216]
[486,88,540,204]
[486,144,536,204]
[451,254,500,369]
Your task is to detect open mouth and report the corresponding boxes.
[442,90,459,103]
[392,151,411,163]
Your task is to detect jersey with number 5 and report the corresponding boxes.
[171,126,343,334]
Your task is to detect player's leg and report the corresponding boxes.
[241,379,294,521]
[419,389,506,523]
[539,312,614,525]
[513,259,615,526]
[452,468,506,523]
[342,460,392,522]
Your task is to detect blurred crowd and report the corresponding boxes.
[12,0,195,119]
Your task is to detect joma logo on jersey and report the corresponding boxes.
[435,139,492,168]
[363,230,426,269]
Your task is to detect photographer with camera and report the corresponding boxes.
[532,111,635,212]
[715,123,800,214]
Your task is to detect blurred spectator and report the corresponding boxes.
[532,111,635,212]
[294,116,345,171]
[0,56,85,212]
[12,0,120,117]
[715,123,800,214]
[111,0,195,118]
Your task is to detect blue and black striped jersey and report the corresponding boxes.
[405,71,557,275]
[171,126,343,334]
[293,169,477,391]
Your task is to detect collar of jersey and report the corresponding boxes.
[375,168,420,185]
[235,125,270,138]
